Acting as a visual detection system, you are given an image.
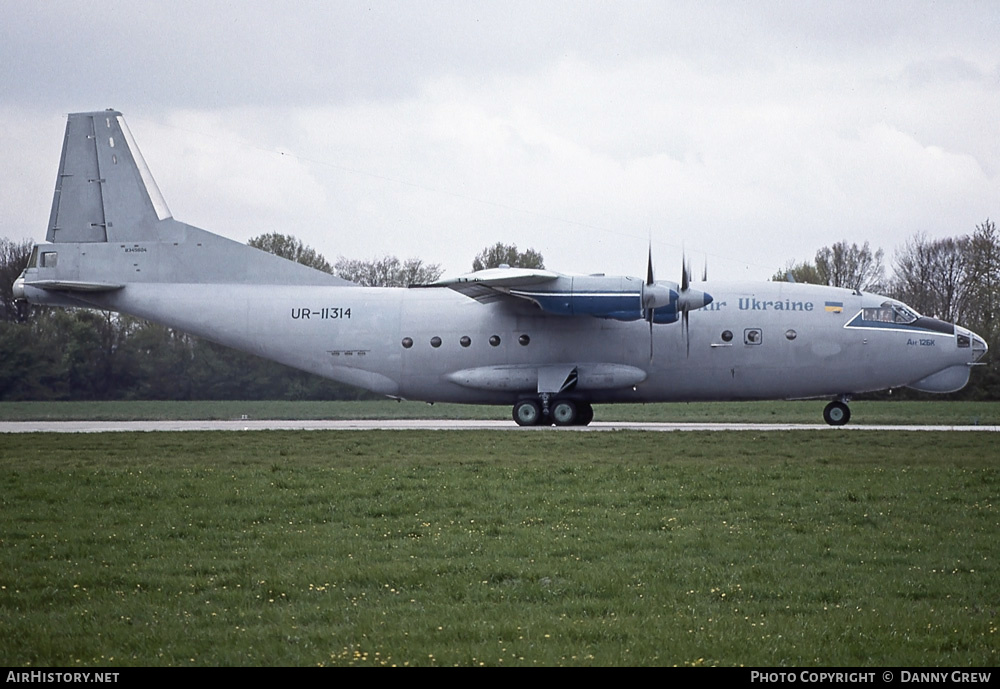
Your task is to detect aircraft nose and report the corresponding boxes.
[958,326,989,363]
[972,332,988,362]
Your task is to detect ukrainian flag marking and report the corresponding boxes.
[825,301,844,313]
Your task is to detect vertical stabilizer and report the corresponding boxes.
[47,110,172,243]
[29,109,351,288]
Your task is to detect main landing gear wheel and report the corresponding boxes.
[576,402,594,426]
[551,400,578,426]
[823,400,851,426]
[513,399,543,426]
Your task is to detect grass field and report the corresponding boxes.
[1,399,999,425]
[1,430,997,666]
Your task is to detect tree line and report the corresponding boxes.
[2,224,996,400]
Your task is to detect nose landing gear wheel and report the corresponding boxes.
[823,400,851,426]
[513,399,543,426]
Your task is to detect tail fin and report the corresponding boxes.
[47,110,172,244]
[21,110,351,291]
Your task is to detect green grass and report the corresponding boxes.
[1,399,999,425]
[1,431,997,666]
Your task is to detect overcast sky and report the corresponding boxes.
[1,1,997,281]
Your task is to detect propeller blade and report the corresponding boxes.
[649,312,654,362]
[683,308,690,357]
[646,246,655,361]
[680,251,690,356]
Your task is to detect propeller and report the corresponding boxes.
[642,247,713,360]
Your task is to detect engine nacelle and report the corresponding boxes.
[508,275,711,323]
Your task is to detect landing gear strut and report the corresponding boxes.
[512,399,594,427]
[823,400,851,426]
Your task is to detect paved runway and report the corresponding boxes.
[2,419,998,433]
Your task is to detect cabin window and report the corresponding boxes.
[28,246,39,268]
[862,302,918,324]
[401,337,413,349]
[518,334,530,346]
[489,335,501,347]
[41,252,58,268]
[430,336,442,348]
[785,329,797,341]
[460,336,471,347]
[721,330,733,342]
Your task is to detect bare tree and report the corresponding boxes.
[964,219,999,339]
[814,240,885,292]
[0,237,34,321]
[892,234,971,322]
[333,255,443,287]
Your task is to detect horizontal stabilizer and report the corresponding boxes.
[24,279,124,292]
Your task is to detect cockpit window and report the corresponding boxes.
[862,301,918,325]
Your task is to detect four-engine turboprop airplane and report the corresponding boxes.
[12,111,990,425]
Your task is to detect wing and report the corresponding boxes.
[411,266,713,327]
[410,267,562,305]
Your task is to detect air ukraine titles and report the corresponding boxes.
[738,298,815,311]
